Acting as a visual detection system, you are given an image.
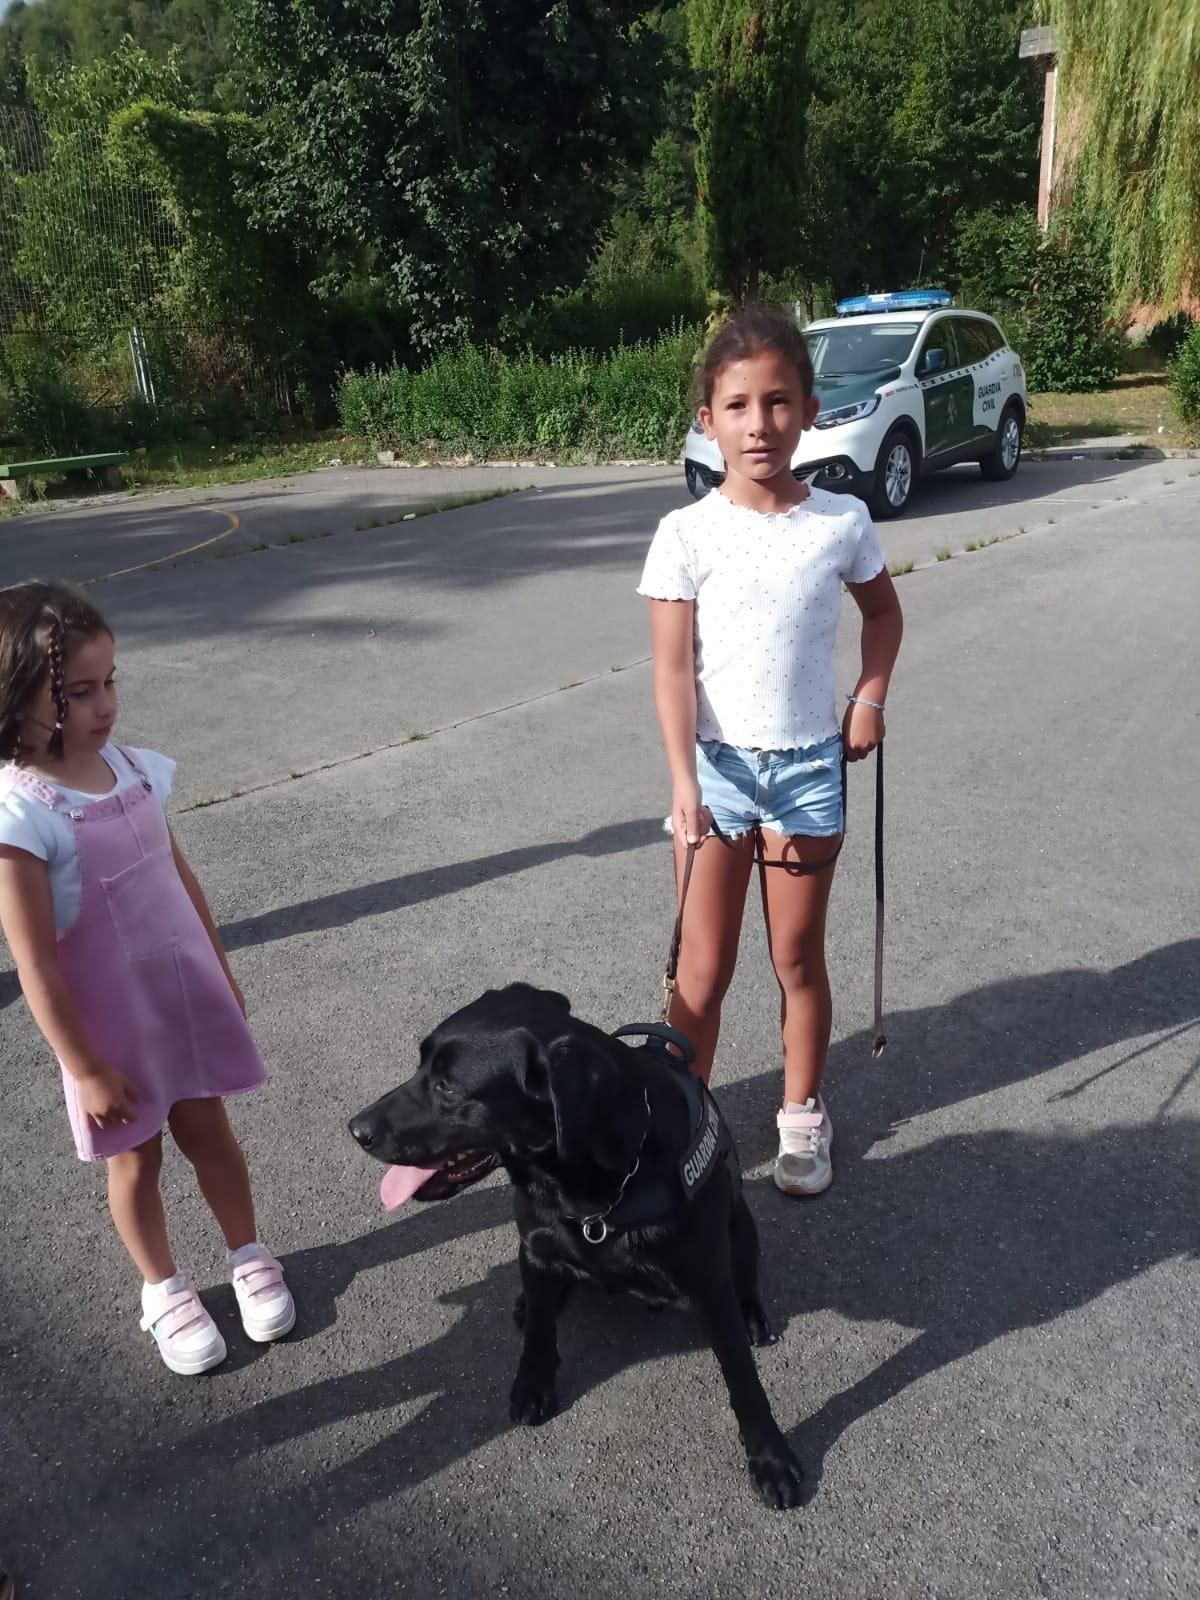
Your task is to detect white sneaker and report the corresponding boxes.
[774,1097,833,1196]
[140,1273,227,1375]
[229,1243,296,1341]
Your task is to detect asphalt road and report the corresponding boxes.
[0,457,1196,1599]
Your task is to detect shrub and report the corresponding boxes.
[1167,321,1200,427]
[1022,226,1122,393]
[506,268,705,357]
[1148,312,1196,365]
[338,328,702,459]
[0,335,112,455]
[951,205,1040,316]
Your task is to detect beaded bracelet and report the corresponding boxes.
[847,693,886,712]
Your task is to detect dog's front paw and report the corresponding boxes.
[743,1298,778,1348]
[509,1371,558,1426]
[747,1440,804,1510]
[513,1291,526,1331]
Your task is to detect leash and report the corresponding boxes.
[662,745,886,1058]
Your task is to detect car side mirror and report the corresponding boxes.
[921,348,947,376]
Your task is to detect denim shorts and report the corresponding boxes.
[694,734,845,838]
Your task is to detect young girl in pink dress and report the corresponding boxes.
[0,581,295,1374]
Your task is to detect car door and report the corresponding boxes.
[916,318,973,461]
[954,317,1003,447]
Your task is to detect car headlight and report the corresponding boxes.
[813,394,881,429]
[688,417,706,435]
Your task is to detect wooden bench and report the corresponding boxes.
[0,452,129,501]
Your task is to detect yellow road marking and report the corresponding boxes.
[86,508,240,584]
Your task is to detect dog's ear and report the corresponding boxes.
[542,1033,644,1175]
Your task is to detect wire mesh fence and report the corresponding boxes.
[0,102,294,449]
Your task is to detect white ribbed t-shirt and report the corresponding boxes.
[637,488,885,751]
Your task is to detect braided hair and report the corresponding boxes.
[0,582,112,762]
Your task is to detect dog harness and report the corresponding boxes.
[572,1023,735,1244]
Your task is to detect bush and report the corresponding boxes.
[505,269,705,357]
[1147,312,1196,364]
[0,335,114,455]
[338,328,702,459]
[952,205,1040,315]
[1168,322,1200,427]
[1021,226,1122,393]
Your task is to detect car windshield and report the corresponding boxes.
[808,323,920,377]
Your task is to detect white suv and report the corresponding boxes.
[684,290,1027,518]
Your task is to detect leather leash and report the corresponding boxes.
[662,745,886,1057]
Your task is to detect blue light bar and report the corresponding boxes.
[835,289,952,317]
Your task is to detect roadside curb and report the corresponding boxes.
[1025,444,1200,462]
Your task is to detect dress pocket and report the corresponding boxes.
[100,845,193,962]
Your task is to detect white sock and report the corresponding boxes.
[228,1240,264,1268]
[143,1271,186,1302]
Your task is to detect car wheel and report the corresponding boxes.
[685,461,711,500]
[980,404,1023,481]
[868,428,919,519]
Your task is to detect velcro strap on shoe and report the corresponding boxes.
[140,1287,208,1340]
[233,1256,284,1301]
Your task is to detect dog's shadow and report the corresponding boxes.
[84,939,1199,1574]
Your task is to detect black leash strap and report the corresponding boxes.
[871,743,886,1056]
[662,745,886,1056]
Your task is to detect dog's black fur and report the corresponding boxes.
[350,983,802,1509]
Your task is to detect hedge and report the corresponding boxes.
[337,327,703,459]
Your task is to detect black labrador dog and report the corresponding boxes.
[349,983,803,1509]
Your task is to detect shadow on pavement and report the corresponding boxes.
[220,816,666,952]
[29,938,1195,1594]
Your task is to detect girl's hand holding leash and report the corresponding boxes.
[672,778,712,846]
[842,695,886,761]
[76,1059,139,1129]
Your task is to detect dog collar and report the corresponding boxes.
[575,1088,652,1244]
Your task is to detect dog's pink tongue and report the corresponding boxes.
[380,1164,438,1210]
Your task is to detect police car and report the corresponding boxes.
[684,290,1027,518]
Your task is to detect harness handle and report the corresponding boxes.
[612,1021,696,1064]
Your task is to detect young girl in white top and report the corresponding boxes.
[638,305,903,1196]
[0,582,295,1373]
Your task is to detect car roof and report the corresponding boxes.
[806,307,999,332]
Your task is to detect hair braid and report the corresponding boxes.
[0,581,111,763]
[45,613,68,759]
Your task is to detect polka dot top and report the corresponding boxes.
[637,487,885,751]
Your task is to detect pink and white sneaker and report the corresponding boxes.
[140,1274,227,1375]
[774,1097,834,1197]
[229,1243,296,1342]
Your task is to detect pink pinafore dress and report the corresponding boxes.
[11,749,267,1160]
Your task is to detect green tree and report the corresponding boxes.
[0,0,245,108]
[791,0,1040,305]
[687,0,811,301]
[234,0,659,351]
[1048,0,1200,309]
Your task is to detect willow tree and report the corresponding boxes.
[1049,1,1200,307]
